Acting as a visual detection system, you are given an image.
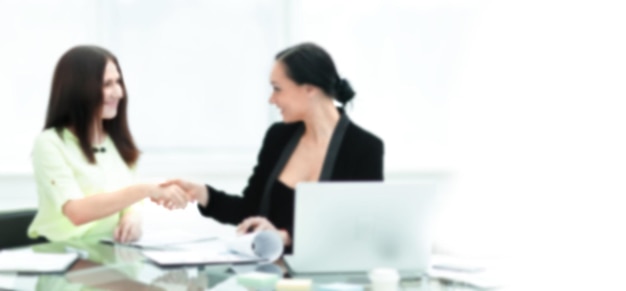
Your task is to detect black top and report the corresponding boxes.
[268,180,295,235]
[198,110,384,250]
[269,180,296,253]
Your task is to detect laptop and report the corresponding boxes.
[284,182,440,275]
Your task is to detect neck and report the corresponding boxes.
[302,98,340,144]
[67,122,105,144]
[92,121,105,145]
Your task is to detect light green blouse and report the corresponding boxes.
[28,128,140,241]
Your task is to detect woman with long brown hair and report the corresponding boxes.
[28,45,191,243]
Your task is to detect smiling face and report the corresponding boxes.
[268,61,312,123]
[101,60,124,119]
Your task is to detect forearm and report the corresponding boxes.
[198,185,249,224]
[63,184,155,226]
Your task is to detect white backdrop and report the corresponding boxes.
[0,0,460,175]
[1,1,626,285]
[0,0,102,173]
[0,0,287,175]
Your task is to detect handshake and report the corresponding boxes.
[148,179,208,210]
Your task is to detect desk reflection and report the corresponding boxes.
[10,240,486,291]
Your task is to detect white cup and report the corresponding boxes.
[368,268,400,291]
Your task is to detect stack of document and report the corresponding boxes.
[0,249,79,273]
[0,273,17,290]
[143,230,284,266]
[101,229,217,248]
[428,255,507,289]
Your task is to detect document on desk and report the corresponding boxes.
[428,255,506,289]
[101,229,217,248]
[0,250,78,273]
[0,273,17,290]
[143,230,284,266]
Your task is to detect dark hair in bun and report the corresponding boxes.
[276,42,355,105]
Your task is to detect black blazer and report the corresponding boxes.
[198,111,384,229]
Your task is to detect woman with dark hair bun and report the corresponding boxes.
[28,45,192,243]
[164,43,383,252]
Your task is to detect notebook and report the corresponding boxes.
[0,250,78,273]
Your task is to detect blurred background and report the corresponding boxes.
[1,0,625,284]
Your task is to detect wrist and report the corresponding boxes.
[131,184,156,199]
[199,185,209,207]
[119,211,141,226]
[278,229,291,246]
[144,183,160,199]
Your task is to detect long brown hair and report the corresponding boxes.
[44,45,139,166]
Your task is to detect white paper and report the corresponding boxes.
[430,255,493,273]
[0,273,17,290]
[227,231,283,262]
[142,250,265,266]
[0,251,78,273]
[102,229,216,248]
[142,230,284,266]
[427,267,506,289]
[428,255,507,288]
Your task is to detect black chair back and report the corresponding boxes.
[0,209,47,249]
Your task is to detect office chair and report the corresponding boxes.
[0,209,47,249]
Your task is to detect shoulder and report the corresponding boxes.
[33,128,65,151]
[32,127,79,159]
[31,128,73,169]
[252,122,303,164]
[36,128,63,142]
[345,121,384,153]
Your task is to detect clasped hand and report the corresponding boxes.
[149,183,194,210]
[150,179,207,210]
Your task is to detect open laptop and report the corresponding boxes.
[284,182,440,276]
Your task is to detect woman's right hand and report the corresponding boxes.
[149,184,191,210]
[159,179,209,207]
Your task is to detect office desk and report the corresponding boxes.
[4,239,488,291]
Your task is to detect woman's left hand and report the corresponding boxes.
[114,212,142,243]
[236,216,276,234]
[236,216,291,246]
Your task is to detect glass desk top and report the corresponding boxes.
[3,239,493,291]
